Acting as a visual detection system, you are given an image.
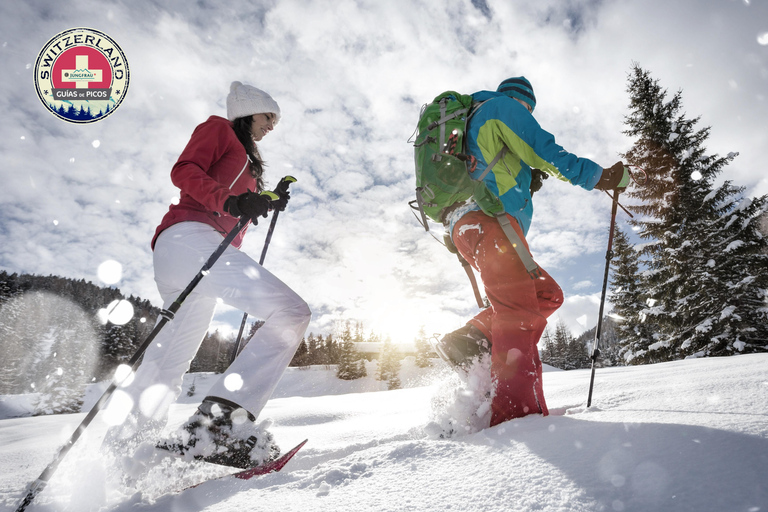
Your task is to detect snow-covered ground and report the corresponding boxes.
[1,354,767,512]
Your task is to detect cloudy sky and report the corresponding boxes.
[1,0,767,345]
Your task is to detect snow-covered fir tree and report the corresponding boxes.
[356,355,367,378]
[541,319,589,370]
[290,337,310,366]
[335,322,365,380]
[554,320,572,369]
[575,317,621,367]
[377,336,401,390]
[622,64,768,359]
[413,326,432,368]
[539,327,555,366]
[609,228,658,364]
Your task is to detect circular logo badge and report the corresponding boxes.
[34,28,130,124]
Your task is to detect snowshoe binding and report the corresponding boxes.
[432,323,491,374]
[157,397,280,470]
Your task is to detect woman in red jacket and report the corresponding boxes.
[104,82,311,469]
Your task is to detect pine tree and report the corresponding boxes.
[307,333,320,364]
[610,228,658,364]
[336,322,363,380]
[622,64,768,359]
[553,319,572,369]
[290,338,310,366]
[377,336,401,390]
[539,326,556,367]
[324,334,339,364]
[357,357,368,378]
[413,326,432,368]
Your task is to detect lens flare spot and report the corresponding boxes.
[230,407,249,425]
[139,384,175,421]
[99,299,134,325]
[103,389,134,426]
[244,266,261,280]
[114,364,135,387]
[224,373,244,391]
[98,260,123,284]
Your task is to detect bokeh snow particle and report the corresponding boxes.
[224,373,244,391]
[114,364,135,387]
[139,384,175,421]
[758,32,768,45]
[99,299,135,325]
[103,389,134,426]
[691,170,703,181]
[92,140,101,148]
[98,259,123,284]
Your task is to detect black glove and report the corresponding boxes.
[269,188,290,212]
[224,191,271,221]
[594,161,630,192]
[530,168,548,196]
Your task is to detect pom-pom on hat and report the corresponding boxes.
[497,76,536,112]
[226,81,281,123]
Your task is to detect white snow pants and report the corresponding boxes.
[115,221,310,432]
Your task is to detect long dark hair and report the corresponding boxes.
[232,116,266,191]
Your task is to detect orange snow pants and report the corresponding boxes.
[452,211,563,426]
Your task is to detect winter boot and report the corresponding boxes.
[157,396,280,469]
[433,324,492,373]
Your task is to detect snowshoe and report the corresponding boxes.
[157,397,280,470]
[432,324,491,373]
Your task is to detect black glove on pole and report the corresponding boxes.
[15,216,250,512]
[231,176,297,364]
[587,189,620,408]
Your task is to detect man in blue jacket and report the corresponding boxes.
[437,76,628,427]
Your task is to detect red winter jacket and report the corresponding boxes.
[152,116,258,250]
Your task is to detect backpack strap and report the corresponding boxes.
[444,233,485,308]
[433,97,470,154]
[494,213,541,279]
[459,254,485,308]
[476,146,509,181]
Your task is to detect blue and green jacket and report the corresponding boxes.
[450,90,603,237]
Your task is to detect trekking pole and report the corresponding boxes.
[230,176,297,363]
[15,216,250,512]
[586,190,620,408]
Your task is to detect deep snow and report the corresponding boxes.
[1,354,767,512]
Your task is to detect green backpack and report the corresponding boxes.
[411,91,503,228]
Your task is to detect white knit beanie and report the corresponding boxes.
[226,81,281,124]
